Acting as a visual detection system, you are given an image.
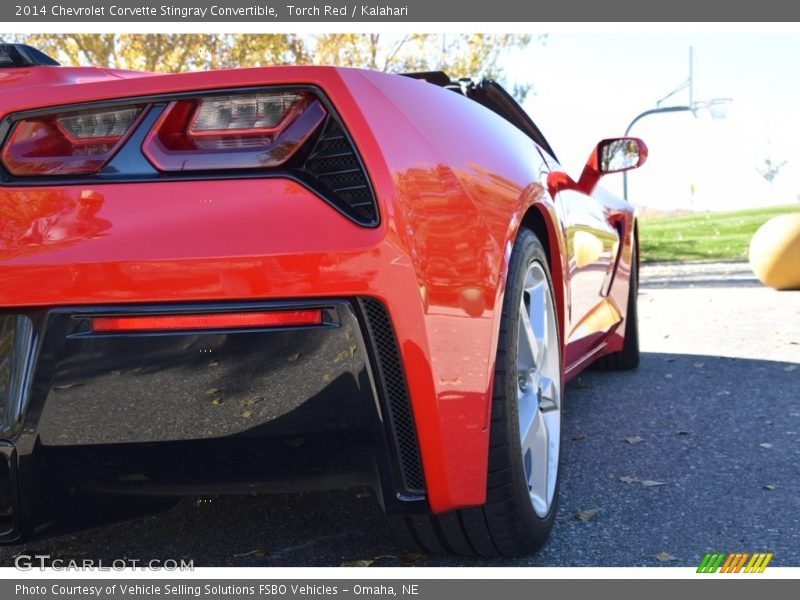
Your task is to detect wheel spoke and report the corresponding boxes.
[539,376,558,411]
[523,409,549,514]
[518,298,538,371]
[525,281,547,368]
[517,387,538,441]
[515,260,561,518]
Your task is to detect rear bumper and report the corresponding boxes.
[0,170,499,526]
[0,299,426,543]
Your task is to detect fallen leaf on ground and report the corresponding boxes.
[287,353,301,363]
[54,383,81,390]
[211,398,223,405]
[241,410,253,419]
[340,559,374,567]
[400,553,427,566]
[239,396,262,407]
[572,432,587,441]
[233,549,269,558]
[574,508,600,522]
[619,475,639,484]
[624,436,645,445]
[759,443,773,449]
[641,480,667,487]
[656,552,678,562]
[204,387,220,396]
[763,484,777,491]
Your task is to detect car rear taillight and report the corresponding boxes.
[1,106,144,176]
[142,91,326,171]
[91,309,323,333]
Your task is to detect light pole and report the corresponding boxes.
[622,46,731,202]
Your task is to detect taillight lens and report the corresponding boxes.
[91,309,323,333]
[1,105,143,176]
[142,91,326,171]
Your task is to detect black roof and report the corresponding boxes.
[0,43,60,68]
[403,71,557,161]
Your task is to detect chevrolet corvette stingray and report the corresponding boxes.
[0,43,646,556]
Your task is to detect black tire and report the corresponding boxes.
[592,237,640,371]
[395,228,562,557]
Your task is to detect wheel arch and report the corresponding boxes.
[519,203,568,355]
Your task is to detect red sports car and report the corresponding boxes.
[0,43,646,556]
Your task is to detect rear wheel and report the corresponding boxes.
[397,228,562,557]
[592,238,640,371]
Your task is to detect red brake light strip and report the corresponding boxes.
[91,310,323,333]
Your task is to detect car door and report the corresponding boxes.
[560,186,622,341]
[537,152,624,365]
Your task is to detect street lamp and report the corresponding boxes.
[622,47,732,202]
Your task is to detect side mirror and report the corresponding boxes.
[597,138,648,174]
[573,137,648,194]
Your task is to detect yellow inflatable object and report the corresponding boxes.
[748,213,800,290]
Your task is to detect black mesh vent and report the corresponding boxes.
[304,120,378,227]
[0,448,16,537]
[358,298,425,494]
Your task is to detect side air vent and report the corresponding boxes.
[304,120,379,227]
[358,298,424,494]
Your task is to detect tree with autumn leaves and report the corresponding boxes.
[6,33,543,100]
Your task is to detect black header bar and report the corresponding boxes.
[3,0,800,22]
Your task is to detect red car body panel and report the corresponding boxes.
[0,66,636,513]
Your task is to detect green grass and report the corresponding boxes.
[639,205,800,263]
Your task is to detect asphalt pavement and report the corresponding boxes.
[1,261,798,567]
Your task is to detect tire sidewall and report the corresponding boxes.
[498,228,562,544]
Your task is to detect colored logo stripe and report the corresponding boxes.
[720,553,749,573]
[697,552,772,573]
[697,553,725,573]
[733,553,750,573]
[744,553,773,573]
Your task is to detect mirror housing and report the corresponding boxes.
[571,137,648,195]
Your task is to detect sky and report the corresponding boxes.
[505,33,800,212]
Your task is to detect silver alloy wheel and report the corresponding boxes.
[516,261,561,518]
